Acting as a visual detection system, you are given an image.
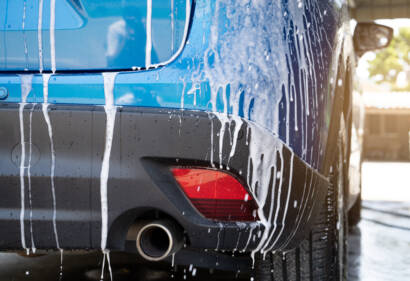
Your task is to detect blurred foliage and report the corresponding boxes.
[368,27,410,91]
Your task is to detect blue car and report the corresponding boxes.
[0,0,392,280]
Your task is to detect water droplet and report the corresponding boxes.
[244,194,249,202]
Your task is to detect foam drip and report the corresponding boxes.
[18,74,33,252]
[145,0,152,68]
[42,73,60,249]
[100,72,118,250]
[50,0,56,73]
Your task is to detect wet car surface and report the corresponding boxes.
[1,162,409,280]
[0,199,409,281]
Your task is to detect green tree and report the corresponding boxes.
[368,27,410,91]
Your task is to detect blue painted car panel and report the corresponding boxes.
[0,0,345,171]
[0,0,366,262]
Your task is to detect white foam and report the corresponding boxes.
[99,250,113,281]
[262,150,285,254]
[100,72,118,250]
[22,0,29,70]
[227,116,243,163]
[183,0,334,257]
[41,73,60,249]
[18,75,33,251]
[215,222,223,250]
[208,113,215,168]
[106,250,113,281]
[145,0,152,68]
[171,0,175,52]
[189,6,290,256]
[27,104,35,253]
[38,0,44,72]
[59,249,64,278]
[50,0,56,73]
[266,153,294,252]
[241,222,258,252]
[100,251,106,280]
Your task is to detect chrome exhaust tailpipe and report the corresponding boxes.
[132,220,183,262]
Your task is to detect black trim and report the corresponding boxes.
[320,55,346,177]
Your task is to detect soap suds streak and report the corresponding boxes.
[28,104,35,253]
[50,0,56,73]
[145,0,152,68]
[42,73,60,249]
[262,149,285,254]
[227,116,243,165]
[183,0,336,259]
[100,250,113,281]
[171,0,175,53]
[245,121,284,262]
[215,222,223,250]
[267,153,294,251]
[241,222,260,252]
[38,0,44,72]
[100,252,106,281]
[100,72,118,251]
[22,0,29,71]
[59,249,64,279]
[107,250,113,281]
[280,167,312,250]
[208,113,215,168]
[18,75,33,252]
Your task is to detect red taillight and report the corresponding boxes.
[171,168,258,221]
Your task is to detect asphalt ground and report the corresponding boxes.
[348,161,410,281]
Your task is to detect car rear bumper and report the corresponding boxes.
[0,104,328,256]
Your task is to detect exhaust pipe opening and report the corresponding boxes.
[135,220,183,261]
[139,224,172,259]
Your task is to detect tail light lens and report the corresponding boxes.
[171,168,258,221]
